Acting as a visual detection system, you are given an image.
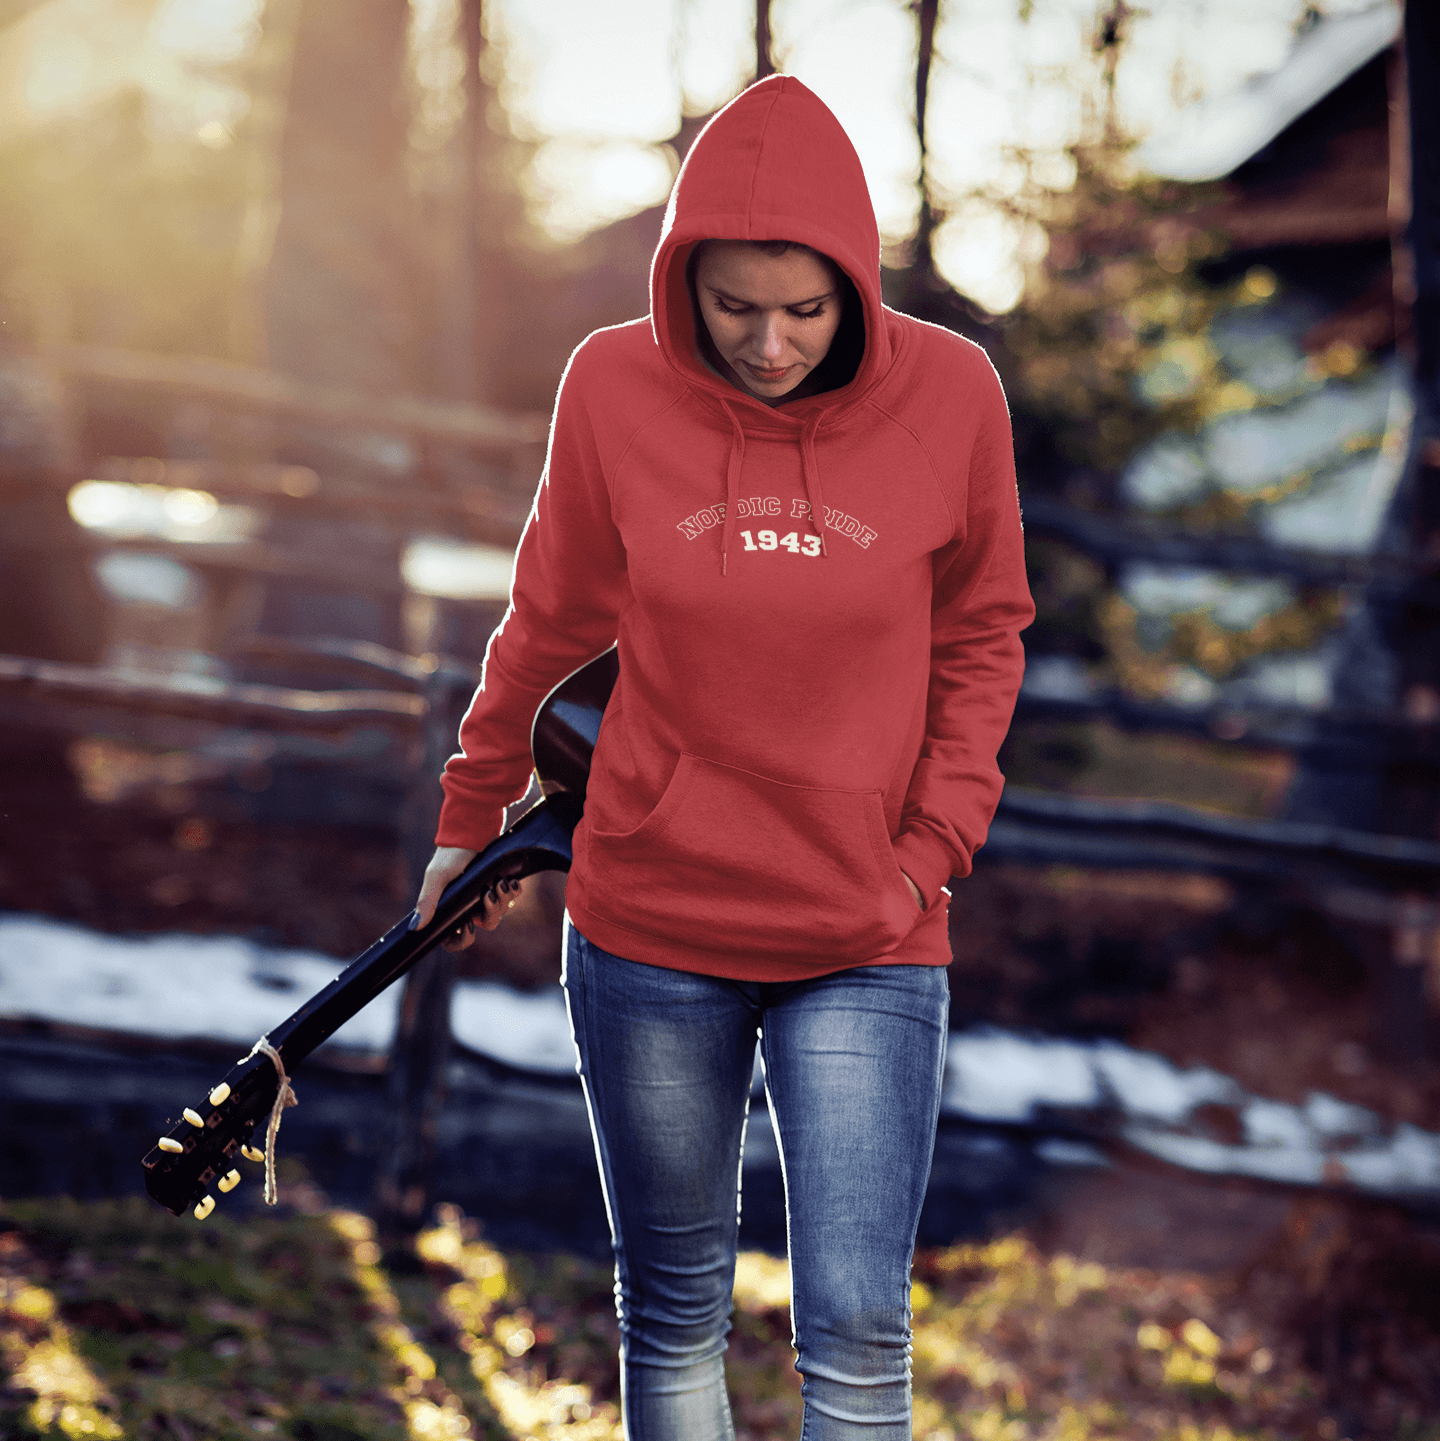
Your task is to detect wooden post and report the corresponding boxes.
[1368,6,1440,842]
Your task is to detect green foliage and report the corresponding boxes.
[1003,144,1231,475]
[998,143,1363,704]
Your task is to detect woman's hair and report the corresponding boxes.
[706,237,838,276]
[685,239,865,393]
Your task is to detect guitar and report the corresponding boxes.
[142,649,619,1219]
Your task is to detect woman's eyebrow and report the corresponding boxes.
[707,286,837,307]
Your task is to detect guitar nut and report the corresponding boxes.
[194,1196,216,1220]
[241,1145,264,1163]
[183,1108,205,1127]
[218,1170,241,1193]
[158,1137,183,1153]
[209,1083,231,1106]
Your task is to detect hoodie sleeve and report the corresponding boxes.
[435,342,632,850]
[889,360,1034,904]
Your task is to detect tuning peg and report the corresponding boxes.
[183,1108,205,1128]
[209,1083,231,1106]
[241,1145,264,1163]
[218,1170,241,1193]
[158,1137,183,1154]
[194,1195,216,1220]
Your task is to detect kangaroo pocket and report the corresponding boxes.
[582,754,918,960]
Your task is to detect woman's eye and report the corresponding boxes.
[715,300,748,315]
[791,306,825,320]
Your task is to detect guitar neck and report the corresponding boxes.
[269,791,581,1066]
[142,792,582,1216]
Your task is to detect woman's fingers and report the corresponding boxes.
[413,845,479,929]
[475,877,522,932]
[414,846,524,950]
[441,877,523,950]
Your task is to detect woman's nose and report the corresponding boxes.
[756,313,786,359]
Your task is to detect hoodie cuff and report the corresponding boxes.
[891,828,960,910]
[435,801,506,854]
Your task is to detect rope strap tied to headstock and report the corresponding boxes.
[242,1034,297,1205]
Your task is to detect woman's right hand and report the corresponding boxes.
[413,845,522,951]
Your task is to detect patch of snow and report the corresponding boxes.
[1033,1137,1110,1168]
[946,1026,1440,1201]
[942,1030,1099,1122]
[1210,315,1314,400]
[1092,1042,1238,1122]
[449,983,575,1074]
[1121,437,1211,511]
[1209,305,1319,401]
[1125,1125,1326,1186]
[0,915,396,1051]
[1257,376,1411,553]
[1121,565,1293,630]
[1122,564,1229,616]
[1243,1097,1317,1150]
[1341,1124,1440,1193]
[7,914,1440,1203]
[1304,1090,1374,1139]
[1204,368,1394,498]
[1213,581,1297,632]
[1020,655,1095,702]
[93,552,203,609]
[1221,648,1335,710]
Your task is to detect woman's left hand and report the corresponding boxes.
[901,871,923,910]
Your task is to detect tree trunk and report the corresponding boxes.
[913,0,940,270]
[755,0,774,82]
[263,0,419,396]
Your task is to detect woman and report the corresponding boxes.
[414,76,1033,1441]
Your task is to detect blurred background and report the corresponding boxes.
[2,1,1439,1438]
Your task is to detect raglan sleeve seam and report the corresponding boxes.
[434,337,638,850]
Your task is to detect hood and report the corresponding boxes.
[650,75,892,417]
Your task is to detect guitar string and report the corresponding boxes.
[241,1033,298,1205]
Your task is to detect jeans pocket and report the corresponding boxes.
[584,754,917,959]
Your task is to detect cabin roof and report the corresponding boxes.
[1133,2,1399,183]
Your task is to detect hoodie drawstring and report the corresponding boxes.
[716,402,829,574]
[799,410,828,558]
[718,400,746,577]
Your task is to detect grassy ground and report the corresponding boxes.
[4,1194,1435,1441]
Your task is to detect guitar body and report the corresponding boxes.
[143,649,618,1218]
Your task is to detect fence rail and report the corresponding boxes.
[0,653,426,732]
[46,344,549,452]
[1023,495,1438,598]
[987,786,1440,888]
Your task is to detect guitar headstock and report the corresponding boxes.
[142,1053,280,1217]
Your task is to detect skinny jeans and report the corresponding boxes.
[561,921,950,1441]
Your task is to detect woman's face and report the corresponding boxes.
[693,242,843,403]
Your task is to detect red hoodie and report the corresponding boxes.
[436,76,1034,981]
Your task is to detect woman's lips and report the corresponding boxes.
[742,362,793,382]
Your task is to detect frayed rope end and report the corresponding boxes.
[241,1034,297,1205]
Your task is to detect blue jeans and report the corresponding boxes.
[562,922,949,1441]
